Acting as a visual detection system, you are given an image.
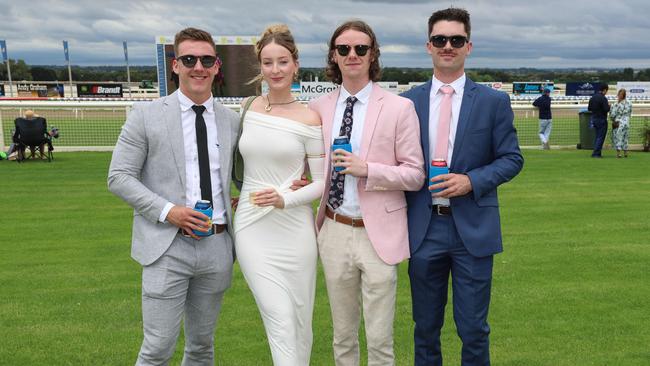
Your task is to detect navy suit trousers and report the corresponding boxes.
[408,214,493,366]
[591,118,608,157]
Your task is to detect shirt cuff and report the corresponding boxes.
[159,202,174,223]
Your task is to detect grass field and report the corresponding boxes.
[1,150,649,365]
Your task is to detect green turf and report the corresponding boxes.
[1,150,649,365]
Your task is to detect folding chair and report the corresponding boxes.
[13,117,54,162]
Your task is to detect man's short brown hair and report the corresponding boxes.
[173,27,216,56]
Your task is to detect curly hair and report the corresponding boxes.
[325,20,381,85]
[428,7,471,39]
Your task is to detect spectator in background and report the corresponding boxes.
[609,88,632,158]
[12,110,50,160]
[533,88,552,149]
[587,84,610,158]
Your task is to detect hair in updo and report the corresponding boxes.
[255,24,299,62]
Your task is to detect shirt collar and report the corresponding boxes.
[339,81,373,105]
[177,89,214,113]
[431,73,465,96]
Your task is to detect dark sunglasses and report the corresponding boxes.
[334,44,371,57]
[429,35,469,49]
[176,55,218,68]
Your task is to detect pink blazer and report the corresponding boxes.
[309,83,425,265]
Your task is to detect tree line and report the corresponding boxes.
[2,59,650,84]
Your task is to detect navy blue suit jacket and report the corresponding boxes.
[401,78,523,257]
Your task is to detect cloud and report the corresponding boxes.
[0,0,648,69]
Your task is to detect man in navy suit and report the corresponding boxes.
[401,8,524,366]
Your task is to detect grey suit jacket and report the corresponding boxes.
[108,91,240,265]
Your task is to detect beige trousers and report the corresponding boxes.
[318,217,397,366]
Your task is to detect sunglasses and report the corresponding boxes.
[429,35,469,49]
[176,55,218,68]
[334,44,371,57]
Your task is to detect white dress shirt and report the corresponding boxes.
[159,90,227,224]
[330,81,373,218]
[429,74,465,206]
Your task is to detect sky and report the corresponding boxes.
[1,0,649,69]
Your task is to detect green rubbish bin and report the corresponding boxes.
[577,110,595,149]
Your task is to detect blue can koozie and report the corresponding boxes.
[332,136,351,172]
[429,159,449,193]
[193,200,213,237]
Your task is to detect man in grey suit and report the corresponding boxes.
[108,27,239,365]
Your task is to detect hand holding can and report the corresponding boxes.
[429,159,449,193]
[332,136,351,172]
[193,200,213,236]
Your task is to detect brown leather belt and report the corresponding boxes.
[326,206,364,227]
[179,224,227,237]
[432,204,451,216]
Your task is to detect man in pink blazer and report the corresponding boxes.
[308,20,425,366]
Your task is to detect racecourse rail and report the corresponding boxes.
[1,98,649,152]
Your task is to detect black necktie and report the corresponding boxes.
[192,105,212,204]
[328,96,357,209]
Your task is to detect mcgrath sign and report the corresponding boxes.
[300,82,338,98]
[77,84,123,98]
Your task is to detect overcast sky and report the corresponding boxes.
[1,0,649,69]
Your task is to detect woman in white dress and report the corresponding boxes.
[233,24,324,366]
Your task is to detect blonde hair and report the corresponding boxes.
[24,110,35,119]
[249,24,299,84]
[255,24,299,62]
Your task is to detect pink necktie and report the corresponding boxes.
[434,85,454,161]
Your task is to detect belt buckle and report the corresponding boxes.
[435,205,447,216]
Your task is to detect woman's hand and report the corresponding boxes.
[250,188,285,209]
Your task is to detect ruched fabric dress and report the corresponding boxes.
[234,110,325,366]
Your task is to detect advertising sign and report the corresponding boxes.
[155,35,258,97]
[478,82,504,91]
[0,84,4,97]
[565,82,603,96]
[300,82,338,98]
[377,81,399,94]
[616,81,650,97]
[17,83,62,97]
[512,82,554,95]
[77,84,123,98]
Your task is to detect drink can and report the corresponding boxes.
[332,136,351,172]
[193,200,213,236]
[429,159,449,193]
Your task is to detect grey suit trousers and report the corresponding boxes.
[136,232,233,366]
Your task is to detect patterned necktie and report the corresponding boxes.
[328,96,358,210]
[192,105,212,204]
[434,85,454,161]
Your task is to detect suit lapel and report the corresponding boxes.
[451,78,477,169]
[213,100,231,198]
[164,92,186,190]
[360,83,383,161]
[322,89,340,161]
[414,80,432,165]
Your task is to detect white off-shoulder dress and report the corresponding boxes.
[234,110,325,366]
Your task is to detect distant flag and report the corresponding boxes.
[0,40,7,62]
[63,40,69,62]
[123,41,129,63]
